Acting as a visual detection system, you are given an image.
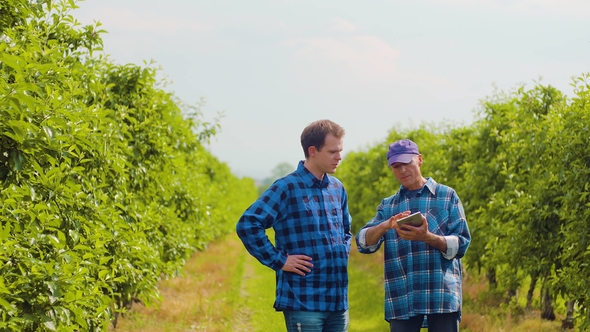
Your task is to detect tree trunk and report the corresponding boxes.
[526,271,538,309]
[507,288,517,302]
[540,283,556,321]
[487,267,497,289]
[561,300,575,330]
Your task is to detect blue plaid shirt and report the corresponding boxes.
[356,178,470,321]
[236,161,352,312]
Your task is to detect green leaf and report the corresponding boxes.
[7,121,27,143]
[98,270,109,280]
[46,281,61,304]
[0,297,13,311]
[0,53,24,71]
[43,320,57,331]
[9,150,25,171]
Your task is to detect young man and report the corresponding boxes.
[356,139,471,332]
[236,119,352,332]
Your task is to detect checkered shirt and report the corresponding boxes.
[236,160,352,312]
[356,178,471,321]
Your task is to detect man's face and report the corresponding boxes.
[313,133,343,174]
[390,155,423,190]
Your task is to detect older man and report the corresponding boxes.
[356,139,471,332]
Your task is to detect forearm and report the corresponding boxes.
[236,215,286,270]
[423,233,448,252]
[364,223,389,246]
[240,233,287,270]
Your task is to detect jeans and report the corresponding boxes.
[283,309,349,332]
[389,312,460,332]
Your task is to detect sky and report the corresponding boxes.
[74,0,590,180]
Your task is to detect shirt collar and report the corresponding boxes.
[399,177,437,197]
[297,160,330,188]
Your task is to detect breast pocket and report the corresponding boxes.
[426,208,449,235]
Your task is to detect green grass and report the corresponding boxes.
[111,233,250,331]
[112,234,564,332]
[348,245,389,331]
[236,238,394,331]
[460,273,563,332]
[240,248,285,331]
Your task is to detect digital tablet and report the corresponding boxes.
[397,212,423,227]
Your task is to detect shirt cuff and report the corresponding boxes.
[358,228,380,251]
[442,235,459,259]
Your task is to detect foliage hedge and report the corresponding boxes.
[0,0,258,330]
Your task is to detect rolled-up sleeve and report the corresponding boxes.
[441,235,459,260]
[355,199,389,254]
[357,228,381,252]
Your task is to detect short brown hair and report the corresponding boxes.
[300,119,345,158]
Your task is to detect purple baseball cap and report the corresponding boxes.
[387,139,419,165]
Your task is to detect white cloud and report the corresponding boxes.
[332,18,357,33]
[75,6,212,35]
[282,34,400,83]
[417,0,590,18]
[513,0,590,17]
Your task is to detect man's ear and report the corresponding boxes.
[308,146,316,157]
[417,154,423,166]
